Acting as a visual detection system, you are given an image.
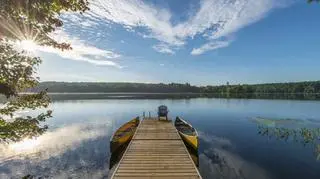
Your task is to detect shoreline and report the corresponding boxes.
[1,93,320,102]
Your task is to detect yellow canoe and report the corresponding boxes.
[110,117,140,154]
[175,117,199,151]
[175,117,199,166]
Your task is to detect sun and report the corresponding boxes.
[15,39,38,53]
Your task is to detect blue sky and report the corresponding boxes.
[34,0,320,85]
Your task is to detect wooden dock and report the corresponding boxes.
[111,118,202,179]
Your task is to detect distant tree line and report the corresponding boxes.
[27,81,320,95]
[201,81,320,95]
[28,82,200,93]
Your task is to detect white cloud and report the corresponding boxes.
[35,30,122,68]
[152,43,175,55]
[94,0,183,46]
[78,0,290,55]
[191,40,231,55]
[174,0,275,40]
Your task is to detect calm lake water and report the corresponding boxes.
[1,98,320,179]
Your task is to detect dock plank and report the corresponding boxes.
[111,118,201,179]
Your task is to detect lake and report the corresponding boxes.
[1,97,320,179]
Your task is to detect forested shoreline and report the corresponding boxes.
[28,81,320,95]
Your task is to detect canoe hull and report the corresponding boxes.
[109,139,130,169]
[175,117,199,151]
[110,117,139,154]
[175,117,199,166]
[179,131,198,151]
[109,117,139,169]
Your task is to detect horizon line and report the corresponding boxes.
[39,80,320,87]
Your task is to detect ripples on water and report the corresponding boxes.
[1,98,320,179]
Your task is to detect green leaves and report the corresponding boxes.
[0,0,89,49]
[0,91,50,116]
[0,0,89,142]
[0,87,51,142]
[0,110,52,142]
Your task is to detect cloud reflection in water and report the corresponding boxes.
[199,132,273,179]
[0,122,113,179]
[1,123,275,179]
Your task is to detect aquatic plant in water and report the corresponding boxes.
[257,125,320,160]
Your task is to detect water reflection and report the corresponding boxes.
[0,122,112,179]
[1,98,320,179]
[249,116,320,161]
[198,132,273,179]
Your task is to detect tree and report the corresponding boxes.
[304,85,315,94]
[0,0,89,142]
